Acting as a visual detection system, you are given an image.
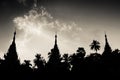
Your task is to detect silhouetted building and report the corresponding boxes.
[1,31,120,79]
[48,34,61,63]
[54,34,60,56]
[4,31,20,70]
[102,33,112,56]
[47,34,61,72]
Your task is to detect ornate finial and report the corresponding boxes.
[13,29,16,42]
[104,31,107,38]
[55,33,57,39]
[14,31,16,36]
[104,31,108,42]
[55,32,57,45]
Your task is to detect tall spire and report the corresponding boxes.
[13,30,16,43]
[4,31,20,69]
[55,34,57,45]
[105,32,108,45]
[4,30,18,62]
[54,33,59,49]
[103,33,112,56]
[105,33,111,49]
[47,33,61,72]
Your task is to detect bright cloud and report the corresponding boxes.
[13,6,82,62]
[14,7,81,36]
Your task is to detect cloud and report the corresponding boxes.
[13,6,82,61]
[13,6,81,38]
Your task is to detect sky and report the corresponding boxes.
[0,0,120,62]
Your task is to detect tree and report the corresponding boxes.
[61,54,71,72]
[70,47,86,72]
[76,47,86,58]
[33,54,46,72]
[23,60,32,68]
[85,53,102,74]
[20,60,33,73]
[90,40,100,53]
[62,54,70,63]
[112,49,120,55]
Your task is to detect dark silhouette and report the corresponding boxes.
[46,34,61,73]
[70,47,86,72]
[90,40,100,53]
[0,31,120,79]
[33,54,46,72]
[102,33,112,56]
[4,31,20,69]
[61,54,71,72]
[0,31,20,79]
[5,31,19,66]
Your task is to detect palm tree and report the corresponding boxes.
[23,60,32,67]
[90,40,100,53]
[76,47,86,58]
[33,54,46,69]
[62,54,70,63]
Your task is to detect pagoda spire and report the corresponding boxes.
[4,30,18,63]
[105,33,108,45]
[13,30,16,43]
[55,34,57,45]
[53,32,61,53]
[4,30,20,70]
[103,33,112,56]
[54,32,58,48]
[47,33,61,72]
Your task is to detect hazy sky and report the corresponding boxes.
[0,0,120,62]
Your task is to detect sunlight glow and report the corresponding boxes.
[13,7,82,62]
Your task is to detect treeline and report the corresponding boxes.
[0,32,120,79]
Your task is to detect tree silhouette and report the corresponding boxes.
[90,40,100,53]
[70,47,86,72]
[1,31,120,79]
[62,54,70,63]
[33,54,46,73]
[84,53,102,75]
[21,60,32,72]
[20,60,33,80]
[76,47,86,58]
[61,54,71,72]
[23,60,32,67]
